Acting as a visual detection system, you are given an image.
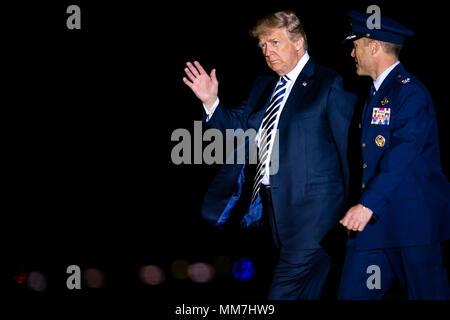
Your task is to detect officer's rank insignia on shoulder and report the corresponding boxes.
[371,107,391,125]
[401,77,411,84]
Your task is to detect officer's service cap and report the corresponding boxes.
[344,10,414,44]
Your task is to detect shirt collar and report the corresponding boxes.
[284,51,310,83]
[373,60,400,91]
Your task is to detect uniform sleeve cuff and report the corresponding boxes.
[359,187,390,219]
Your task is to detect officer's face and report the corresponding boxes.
[258,27,304,76]
[351,38,373,76]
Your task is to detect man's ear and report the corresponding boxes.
[295,36,304,51]
[370,40,382,56]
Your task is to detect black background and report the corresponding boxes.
[3,0,449,312]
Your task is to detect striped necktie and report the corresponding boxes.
[252,75,289,202]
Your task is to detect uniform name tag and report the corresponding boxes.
[371,107,390,125]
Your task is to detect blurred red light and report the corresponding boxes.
[14,273,27,284]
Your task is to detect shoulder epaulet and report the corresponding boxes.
[395,73,412,85]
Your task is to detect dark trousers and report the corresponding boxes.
[260,185,331,300]
[338,244,450,300]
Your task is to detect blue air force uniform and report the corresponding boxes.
[339,11,450,299]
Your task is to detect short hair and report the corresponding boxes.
[380,41,403,58]
[363,38,403,58]
[250,10,308,50]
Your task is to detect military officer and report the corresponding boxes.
[338,10,450,299]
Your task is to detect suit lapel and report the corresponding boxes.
[277,59,315,138]
[247,59,315,135]
[247,77,278,130]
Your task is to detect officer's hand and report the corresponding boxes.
[340,204,373,232]
[183,61,218,110]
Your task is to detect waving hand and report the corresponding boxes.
[183,61,218,110]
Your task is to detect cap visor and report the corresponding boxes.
[342,33,364,43]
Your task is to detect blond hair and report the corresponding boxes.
[251,10,308,50]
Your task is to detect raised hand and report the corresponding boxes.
[183,61,218,110]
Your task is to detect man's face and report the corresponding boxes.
[351,38,373,76]
[258,27,303,76]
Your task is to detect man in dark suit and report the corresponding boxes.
[339,11,450,299]
[183,10,356,299]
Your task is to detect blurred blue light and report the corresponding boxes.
[232,258,255,281]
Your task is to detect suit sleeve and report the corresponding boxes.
[203,100,248,134]
[202,76,268,133]
[359,85,431,216]
[327,75,357,202]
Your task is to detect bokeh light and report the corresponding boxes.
[139,265,165,285]
[85,268,105,288]
[14,264,27,284]
[188,262,214,283]
[212,255,232,276]
[171,259,189,280]
[232,258,255,282]
[27,271,47,292]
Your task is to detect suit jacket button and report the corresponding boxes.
[363,163,368,169]
[362,183,366,189]
[362,143,366,148]
[358,123,361,129]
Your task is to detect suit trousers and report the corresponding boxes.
[338,244,450,299]
[260,186,331,300]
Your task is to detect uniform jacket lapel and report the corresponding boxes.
[361,63,405,140]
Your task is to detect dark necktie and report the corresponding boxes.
[370,84,376,97]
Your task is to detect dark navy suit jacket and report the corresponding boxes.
[202,59,357,250]
[348,63,450,250]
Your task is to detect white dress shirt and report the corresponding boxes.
[204,51,311,185]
